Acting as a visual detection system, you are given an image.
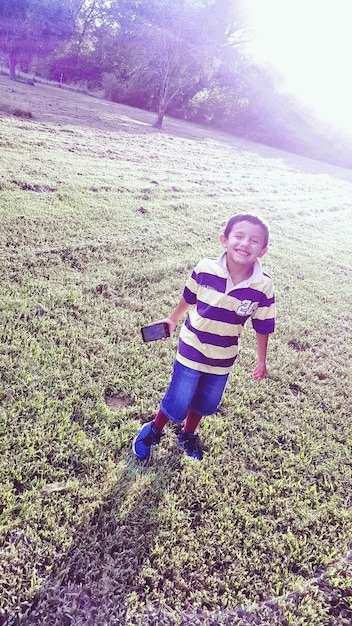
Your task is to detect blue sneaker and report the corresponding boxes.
[132,422,162,461]
[178,429,202,460]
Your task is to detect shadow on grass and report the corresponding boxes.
[14,450,183,626]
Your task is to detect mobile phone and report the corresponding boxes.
[141,322,170,343]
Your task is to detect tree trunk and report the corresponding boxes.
[9,53,17,81]
[153,109,165,128]
[153,93,167,128]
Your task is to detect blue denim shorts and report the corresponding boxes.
[160,360,229,423]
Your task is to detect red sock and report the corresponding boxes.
[153,409,169,431]
[184,409,202,434]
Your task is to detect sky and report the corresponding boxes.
[242,0,352,133]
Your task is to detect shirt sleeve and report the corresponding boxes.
[251,276,276,334]
[182,263,201,306]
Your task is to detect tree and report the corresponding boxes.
[150,0,243,128]
[0,0,74,80]
[45,0,128,86]
[104,0,243,128]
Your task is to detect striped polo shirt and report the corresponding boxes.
[176,253,275,375]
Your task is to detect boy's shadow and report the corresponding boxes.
[16,447,183,626]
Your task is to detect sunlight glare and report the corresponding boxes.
[244,0,352,133]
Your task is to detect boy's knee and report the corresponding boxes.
[192,401,220,417]
[159,403,187,424]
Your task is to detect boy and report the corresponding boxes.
[133,213,275,461]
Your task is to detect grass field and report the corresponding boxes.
[1,75,352,625]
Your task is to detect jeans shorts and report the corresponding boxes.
[160,360,229,423]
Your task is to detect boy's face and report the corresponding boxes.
[220,220,268,267]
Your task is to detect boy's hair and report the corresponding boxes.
[224,214,269,248]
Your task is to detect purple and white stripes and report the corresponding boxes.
[176,256,275,375]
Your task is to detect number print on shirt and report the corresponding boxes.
[236,300,259,316]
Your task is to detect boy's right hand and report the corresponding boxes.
[156,297,191,338]
[154,318,174,338]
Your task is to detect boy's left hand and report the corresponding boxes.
[252,362,267,381]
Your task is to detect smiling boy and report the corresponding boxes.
[133,213,275,462]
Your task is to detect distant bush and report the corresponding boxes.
[0,102,32,119]
[102,72,125,102]
[12,108,33,119]
[102,72,155,111]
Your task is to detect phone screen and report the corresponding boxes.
[141,322,170,342]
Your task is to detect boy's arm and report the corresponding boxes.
[158,297,191,337]
[252,332,269,381]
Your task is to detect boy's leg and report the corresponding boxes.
[179,372,229,461]
[184,409,202,433]
[191,372,229,417]
[160,361,201,423]
[154,409,169,431]
[179,409,203,460]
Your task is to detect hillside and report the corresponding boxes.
[0,75,352,625]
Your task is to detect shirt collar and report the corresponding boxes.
[217,252,264,290]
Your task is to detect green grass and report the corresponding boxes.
[0,75,352,625]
